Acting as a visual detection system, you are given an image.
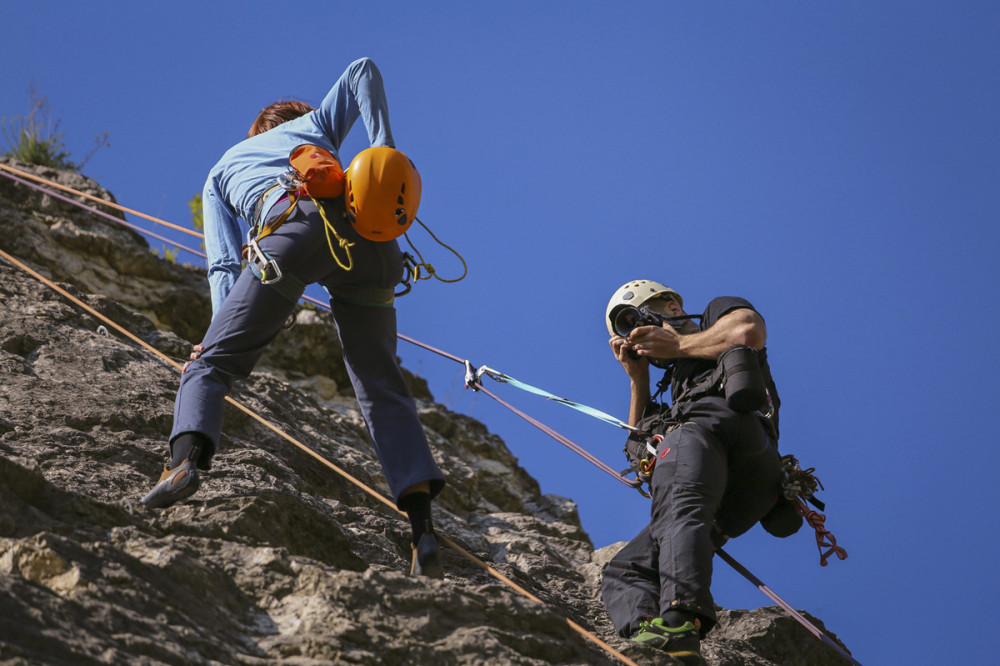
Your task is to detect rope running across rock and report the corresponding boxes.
[0,241,639,666]
[0,162,857,664]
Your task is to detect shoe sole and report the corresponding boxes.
[142,467,200,509]
[410,535,444,579]
[417,548,444,579]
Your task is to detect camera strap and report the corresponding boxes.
[670,363,726,407]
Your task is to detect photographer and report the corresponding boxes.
[600,280,789,663]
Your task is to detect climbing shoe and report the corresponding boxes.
[631,617,703,664]
[409,533,444,579]
[141,460,200,509]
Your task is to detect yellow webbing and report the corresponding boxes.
[313,195,354,272]
[255,191,300,243]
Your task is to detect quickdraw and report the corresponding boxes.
[615,433,663,498]
[639,434,662,475]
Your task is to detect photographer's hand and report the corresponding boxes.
[632,307,766,361]
[628,324,682,361]
[611,335,648,375]
[610,335,651,426]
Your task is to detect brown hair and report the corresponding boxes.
[247,100,315,138]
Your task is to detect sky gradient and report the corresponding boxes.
[3,3,999,664]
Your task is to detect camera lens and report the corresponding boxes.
[613,307,641,336]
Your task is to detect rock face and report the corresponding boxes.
[0,160,855,665]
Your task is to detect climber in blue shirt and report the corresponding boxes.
[141,58,446,579]
[201,58,394,314]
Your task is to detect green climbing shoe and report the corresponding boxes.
[631,617,703,664]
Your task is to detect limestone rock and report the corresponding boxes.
[0,163,856,664]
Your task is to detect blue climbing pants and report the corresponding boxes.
[170,196,445,506]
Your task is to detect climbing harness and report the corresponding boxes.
[246,145,357,287]
[614,432,665,498]
[619,430,672,497]
[241,232,307,307]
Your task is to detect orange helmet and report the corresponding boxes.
[345,146,421,241]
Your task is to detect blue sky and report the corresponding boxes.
[4,2,999,664]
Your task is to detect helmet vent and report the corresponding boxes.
[344,146,420,241]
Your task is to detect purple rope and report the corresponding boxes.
[0,169,206,259]
[716,547,862,665]
[475,383,640,488]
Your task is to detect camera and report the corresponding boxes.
[610,305,668,337]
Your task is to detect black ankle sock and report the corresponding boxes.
[399,491,434,544]
[662,610,698,629]
[170,432,208,469]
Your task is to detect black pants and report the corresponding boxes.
[601,396,781,636]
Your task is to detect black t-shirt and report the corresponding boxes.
[666,296,781,435]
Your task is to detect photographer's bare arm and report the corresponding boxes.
[610,335,652,426]
[611,306,766,425]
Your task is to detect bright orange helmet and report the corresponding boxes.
[345,146,421,241]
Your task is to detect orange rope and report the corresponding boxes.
[0,162,203,238]
[2,165,847,658]
[0,245,637,666]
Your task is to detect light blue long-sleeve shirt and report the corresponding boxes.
[202,57,396,315]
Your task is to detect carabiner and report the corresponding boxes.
[246,238,283,285]
[277,169,303,193]
[464,360,481,391]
